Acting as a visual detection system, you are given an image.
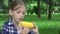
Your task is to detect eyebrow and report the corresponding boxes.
[15,9,26,12]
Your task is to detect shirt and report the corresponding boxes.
[2,18,34,34]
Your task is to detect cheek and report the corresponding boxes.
[14,14,19,19]
[12,13,19,19]
[13,15,19,22]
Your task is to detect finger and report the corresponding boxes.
[33,24,38,29]
[31,22,37,28]
[23,27,30,33]
[18,23,22,29]
[17,25,22,30]
[23,27,30,30]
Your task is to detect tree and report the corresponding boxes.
[0,0,3,13]
[48,0,53,20]
[2,0,8,14]
[36,0,40,18]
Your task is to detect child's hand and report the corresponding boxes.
[20,27,30,34]
[17,25,30,34]
[32,23,39,34]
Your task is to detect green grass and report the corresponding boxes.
[0,14,60,34]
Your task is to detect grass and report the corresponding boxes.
[0,14,60,34]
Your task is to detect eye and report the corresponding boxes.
[22,12,26,14]
[17,11,21,13]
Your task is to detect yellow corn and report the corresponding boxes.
[18,21,34,29]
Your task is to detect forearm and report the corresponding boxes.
[34,31,39,34]
[20,33,28,34]
[20,31,28,34]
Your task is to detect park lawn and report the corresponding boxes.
[0,14,60,34]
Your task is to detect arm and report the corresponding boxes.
[2,25,14,34]
[2,29,9,34]
[2,26,9,34]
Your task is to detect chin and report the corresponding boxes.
[18,20,22,23]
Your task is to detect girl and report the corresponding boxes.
[2,0,39,34]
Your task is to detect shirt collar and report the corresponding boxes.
[8,17,14,25]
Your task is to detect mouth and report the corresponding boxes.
[18,18,23,21]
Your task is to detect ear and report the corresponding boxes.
[9,9,13,16]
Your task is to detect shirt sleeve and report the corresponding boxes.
[2,25,9,34]
[2,25,17,34]
[2,29,9,34]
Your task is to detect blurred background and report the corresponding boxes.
[0,0,60,34]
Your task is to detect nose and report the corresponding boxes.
[19,13,24,18]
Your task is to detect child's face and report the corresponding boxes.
[9,5,26,23]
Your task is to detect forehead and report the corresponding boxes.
[14,4,26,11]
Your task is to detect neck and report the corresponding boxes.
[12,19,22,30]
[12,19,19,27]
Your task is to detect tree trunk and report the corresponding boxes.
[48,0,52,20]
[37,0,40,18]
[46,5,49,15]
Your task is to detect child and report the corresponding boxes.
[2,0,39,34]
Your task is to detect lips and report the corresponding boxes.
[18,18,23,21]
